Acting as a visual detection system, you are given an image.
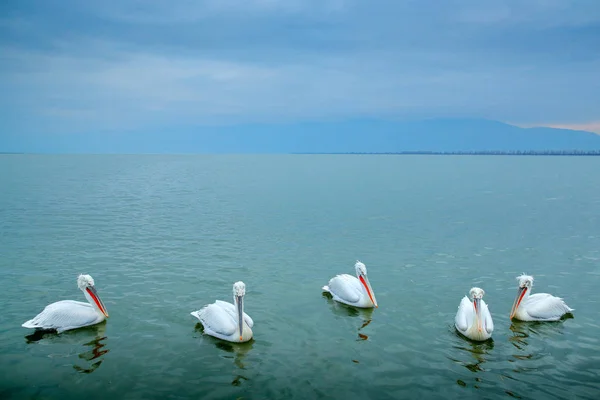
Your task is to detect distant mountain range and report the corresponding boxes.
[2,118,600,154]
[188,118,600,154]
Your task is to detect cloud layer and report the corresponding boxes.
[1,0,599,136]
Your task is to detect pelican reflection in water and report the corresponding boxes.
[451,337,495,374]
[509,318,571,353]
[193,322,254,386]
[25,323,109,374]
[322,291,374,341]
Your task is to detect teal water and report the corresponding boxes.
[1,155,599,400]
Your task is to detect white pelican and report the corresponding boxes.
[322,260,378,308]
[22,274,109,333]
[455,287,493,341]
[510,274,574,321]
[191,281,254,343]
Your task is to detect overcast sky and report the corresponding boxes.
[1,0,599,139]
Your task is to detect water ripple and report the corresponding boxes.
[1,155,600,399]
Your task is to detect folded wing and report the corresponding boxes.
[328,274,361,304]
[197,302,237,337]
[526,293,573,321]
[455,296,473,333]
[22,300,100,333]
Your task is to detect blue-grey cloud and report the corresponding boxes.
[1,0,599,137]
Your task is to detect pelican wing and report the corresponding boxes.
[481,299,494,333]
[196,302,237,336]
[525,293,573,321]
[22,300,101,333]
[455,296,473,332]
[327,274,361,304]
[214,300,254,328]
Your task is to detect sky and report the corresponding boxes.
[1,0,599,151]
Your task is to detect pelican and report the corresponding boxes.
[322,260,378,308]
[510,274,574,321]
[455,287,493,341]
[191,281,254,343]
[22,274,109,333]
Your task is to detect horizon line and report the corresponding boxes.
[3,150,600,156]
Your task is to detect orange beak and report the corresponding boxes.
[510,287,527,320]
[87,286,109,317]
[473,298,482,332]
[359,275,378,308]
[237,295,244,341]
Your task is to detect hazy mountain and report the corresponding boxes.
[2,118,599,153]
[186,118,600,153]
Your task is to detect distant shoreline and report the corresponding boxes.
[293,150,600,156]
[2,151,599,156]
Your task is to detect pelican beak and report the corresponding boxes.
[87,286,109,318]
[359,274,378,308]
[473,298,482,332]
[510,287,527,320]
[236,295,244,341]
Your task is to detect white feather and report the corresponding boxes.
[327,274,362,304]
[511,274,574,321]
[22,274,108,333]
[515,293,574,321]
[22,300,104,333]
[191,281,254,343]
[454,288,493,341]
[322,260,377,308]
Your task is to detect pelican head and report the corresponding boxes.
[233,281,246,297]
[354,260,378,308]
[469,287,485,332]
[510,274,533,319]
[355,261,367,276]
[77,274,95,290]
[232,281,246,341]
[469,287,485,300]
[77,274,109,318]
[517,274,534,289]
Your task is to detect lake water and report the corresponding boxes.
[1,155,599,400]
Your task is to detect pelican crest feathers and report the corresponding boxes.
[516,274,534,288]
[77,274,95,290]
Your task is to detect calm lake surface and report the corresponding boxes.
[1,155,599,400]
